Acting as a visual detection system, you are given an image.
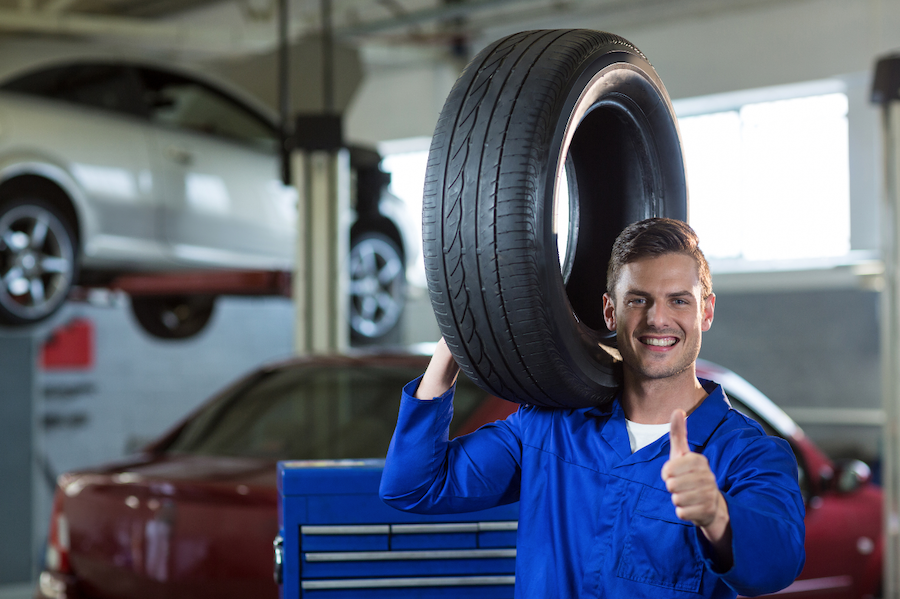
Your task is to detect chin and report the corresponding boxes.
[628,355,696,381]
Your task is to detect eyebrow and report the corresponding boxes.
[623,289,694,299]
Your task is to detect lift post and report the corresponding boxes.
[291,115,350,355]
[873,54,900,599]
[278,0,349,355]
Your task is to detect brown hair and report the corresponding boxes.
[606,218,712,300]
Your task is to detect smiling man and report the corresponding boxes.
[381,218,806,598]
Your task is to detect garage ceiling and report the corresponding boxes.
[0,0,791,58]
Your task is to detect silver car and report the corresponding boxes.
[0,53,411,341]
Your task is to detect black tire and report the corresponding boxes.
[0,197,77,325]
[130,295,216,340]
[349,232,406,343]
[423,30,687,408]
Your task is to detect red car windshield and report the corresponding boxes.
[164,363,486,460]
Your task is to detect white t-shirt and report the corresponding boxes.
[625,419,671,453]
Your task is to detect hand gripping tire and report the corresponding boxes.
[423,29,687,408]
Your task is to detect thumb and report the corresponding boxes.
[669,409,690,459]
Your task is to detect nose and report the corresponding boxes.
[645,301,672,328]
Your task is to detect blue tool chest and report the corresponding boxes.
[277,460,519,598]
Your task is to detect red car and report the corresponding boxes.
[35,354,882,599]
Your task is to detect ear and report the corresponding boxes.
[701,293,716,332]
[603,293,617,332]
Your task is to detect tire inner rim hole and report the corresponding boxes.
[560,101,655,335]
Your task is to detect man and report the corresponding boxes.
[381,218,805,598]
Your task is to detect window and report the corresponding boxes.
[165,363,485,460]
[678,92,850,262]
[381,145,430,287]
[139,67,277,152]
[1,63,147,117]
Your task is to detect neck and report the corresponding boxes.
[620,365,708,424]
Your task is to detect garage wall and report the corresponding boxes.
[345,58,461,146]
[699,287,882,460]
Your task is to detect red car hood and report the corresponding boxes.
[75,453,275,490]
[59,453,280,599]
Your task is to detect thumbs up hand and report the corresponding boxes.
[662,410,731,547]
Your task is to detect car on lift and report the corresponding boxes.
[0,49,412,342]
[34,355,882,599]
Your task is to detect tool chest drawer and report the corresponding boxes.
[278,460,519,598]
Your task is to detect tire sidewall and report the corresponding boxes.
[533,43,687,399]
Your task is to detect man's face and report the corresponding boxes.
[602,253,715,382]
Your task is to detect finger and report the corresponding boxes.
[663,452,709,479]
[671,492,720,528]
[670,483,717,506]
[664,465,715,493]
[669,409,690,459]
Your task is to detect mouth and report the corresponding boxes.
[639,336,678,348]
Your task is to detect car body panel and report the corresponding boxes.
[60,456,278,599]
[0,156,97,245]
[796,484,882,598]
[0,92,162,265]
[148,125,294,269]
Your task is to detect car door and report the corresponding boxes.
[137,66,295,270]
[0,63,161,262]
[800,483,882,598]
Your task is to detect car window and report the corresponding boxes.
[138,67,277,152]
[0,63,147,117]
[165,363,485,460]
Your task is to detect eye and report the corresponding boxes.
[627,298,646,306]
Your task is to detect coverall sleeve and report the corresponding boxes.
[695,435,807,597]
[379,376,523,514]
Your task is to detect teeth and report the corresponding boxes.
[643,337,676,347]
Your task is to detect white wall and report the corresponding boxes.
[345,57,462,145]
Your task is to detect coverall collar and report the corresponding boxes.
[589,378,731,466]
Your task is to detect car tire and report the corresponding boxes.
[349,232,406,343]
[130,295,216,340]
[423,29,687,408]
[0,197,77,326]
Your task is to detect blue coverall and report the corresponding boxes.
[380,377,806,598]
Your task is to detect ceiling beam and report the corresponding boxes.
[336,0,525,37]
[43,0,78,13]
[0,7,272,54]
